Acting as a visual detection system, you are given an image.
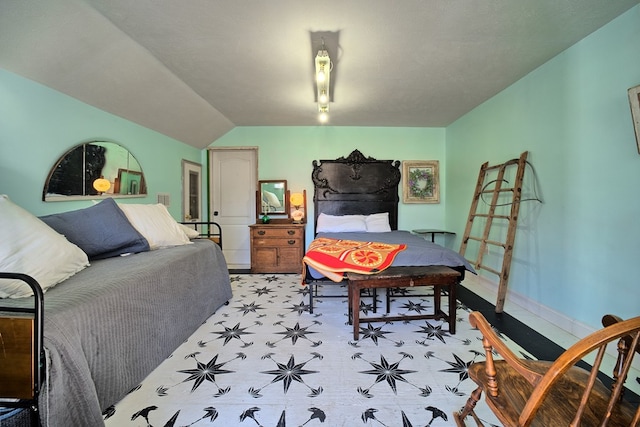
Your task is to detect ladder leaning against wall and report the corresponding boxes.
[459,151,528,313]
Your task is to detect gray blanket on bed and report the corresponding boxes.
[307,230,475,279]
[1,239,232,427]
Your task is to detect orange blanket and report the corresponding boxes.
[302,237,407,282]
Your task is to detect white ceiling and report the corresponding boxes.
[1,0,638,148]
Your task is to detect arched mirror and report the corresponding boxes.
[43,141,147,201]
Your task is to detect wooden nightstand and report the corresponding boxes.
[249,223,306,273]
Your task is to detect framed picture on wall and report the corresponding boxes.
[628,84,640,154]
[182,160,202,222]
[402,160,440,203]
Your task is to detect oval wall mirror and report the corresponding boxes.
[43,141,147,201]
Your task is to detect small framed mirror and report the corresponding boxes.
[257,180,288,217]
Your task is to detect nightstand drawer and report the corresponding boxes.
[251,227,302,238]
[253,238,301,247]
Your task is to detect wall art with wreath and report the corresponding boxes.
[402,160,440,203]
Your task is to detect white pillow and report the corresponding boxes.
[118,203,191,249]
[316,213,367,233]
[365,212,392,232]
[0,195,89,298]
[179,223,201,239]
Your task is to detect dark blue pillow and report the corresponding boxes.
[40,198,150,260]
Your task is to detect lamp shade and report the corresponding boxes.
[290,192,304,207]
[93,178,111,193]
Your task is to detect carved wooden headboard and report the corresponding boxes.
[311,150,401,231]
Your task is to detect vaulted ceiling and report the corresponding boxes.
[1,0,637,148]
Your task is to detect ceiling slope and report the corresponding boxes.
[1,0,638,148]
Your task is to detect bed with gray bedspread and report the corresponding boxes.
[2,239,232,427]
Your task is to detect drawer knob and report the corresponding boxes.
[258,230,266,235]
[287,230,295,235]
[288,240,296,245]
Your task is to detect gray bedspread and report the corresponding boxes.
[307,230,475,279]
[1,239,232,427]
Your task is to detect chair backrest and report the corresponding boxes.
[602,314,640,399]
[520,314,640,426]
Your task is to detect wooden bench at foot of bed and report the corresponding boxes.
[347,266,462,340]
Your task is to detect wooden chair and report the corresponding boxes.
[454,311,640,427]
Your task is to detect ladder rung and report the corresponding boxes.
[485,159,519,171]
[481,187,515,194]
[466,236,506,248]
[471,213,510,219]
[477,265,501,276]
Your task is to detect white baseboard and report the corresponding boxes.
[462,274,596,340]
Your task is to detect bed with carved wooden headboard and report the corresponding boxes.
[303,149,474,336]
[311,149,401,230]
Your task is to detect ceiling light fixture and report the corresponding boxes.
[315,41,331,123]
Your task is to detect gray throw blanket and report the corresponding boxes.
[1,240,232,427]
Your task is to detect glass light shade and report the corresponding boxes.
[318,90,328,105]
[319,110,329,123]
[93,177,111,193]
[290,192,304,208]
[291,209,304,222]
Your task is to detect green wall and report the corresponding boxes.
[0,68,201,218]
[446,5,640,326]
[2,5,638,330]
[211,126,448,246]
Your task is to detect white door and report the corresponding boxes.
[209,148,257,269]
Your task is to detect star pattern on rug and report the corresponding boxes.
[414,320,450,343]
[267,321,321,347]
[209,322,255,346]
[400,299,430,314]
[250,286,273,297]
[355,353,418,395]
[177,353,236,393]
[355,322,399,346]
[250,353,323,397]
[440,352,475,382]
[235,301,265,316]
[104,275,534,427]
[289,300,311,315]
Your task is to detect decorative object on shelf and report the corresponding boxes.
[92,177,111,194]
[260,212,271,224]
[115,169,144,195]
[289,190,306,223]
[315,39,332,123]
[628,84,640,154]
[402,160,440,204]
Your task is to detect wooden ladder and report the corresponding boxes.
[459,151,528,313]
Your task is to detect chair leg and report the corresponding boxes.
[453,386,484,427]
[308,282,314,314]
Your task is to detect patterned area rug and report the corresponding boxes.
[104,274,533,427]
